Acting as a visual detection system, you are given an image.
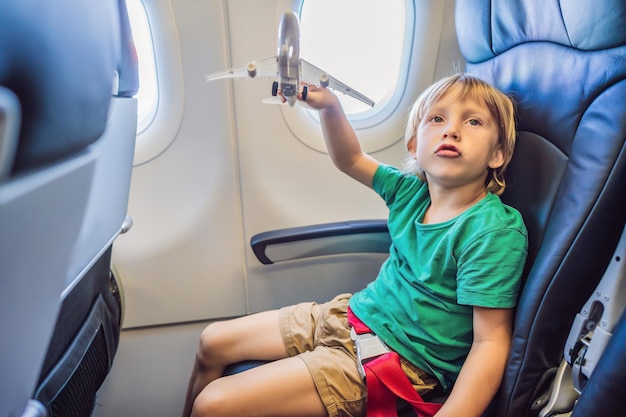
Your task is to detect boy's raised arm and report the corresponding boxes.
[303,84,380,188]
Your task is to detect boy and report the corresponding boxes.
[182,74,528,417]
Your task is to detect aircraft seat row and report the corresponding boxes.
[0,0,138,416]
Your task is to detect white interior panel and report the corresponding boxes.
[247,254,390,313]
[93,322,208,417]
[112,0,246,328]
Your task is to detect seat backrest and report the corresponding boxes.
[454,1,626,415]
[0,2,120,175]
[0,0,138,416]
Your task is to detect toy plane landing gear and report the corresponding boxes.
[271,81,308,102]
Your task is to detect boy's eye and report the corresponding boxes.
[431,115,444,123]
[468,118,481,126]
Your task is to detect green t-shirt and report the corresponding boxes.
[349,164,528,390]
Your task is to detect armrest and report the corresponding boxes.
[251,219,390,265]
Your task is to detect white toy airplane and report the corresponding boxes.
[206,11,375,108]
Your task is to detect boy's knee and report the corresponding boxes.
[190,381,229,417]
[196,322,228,366]
[190,392,214,417]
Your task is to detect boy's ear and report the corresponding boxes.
[407,136,417,158]
[488,145,505,169]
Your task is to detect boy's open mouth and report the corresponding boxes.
[435,144,461,157]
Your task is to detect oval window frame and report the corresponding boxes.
[276,0,421,154]
[129,0,185,166]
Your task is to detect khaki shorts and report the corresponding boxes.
[279,293,439,417]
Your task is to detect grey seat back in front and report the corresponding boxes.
[455,0,626,415]
[0,0,138,416]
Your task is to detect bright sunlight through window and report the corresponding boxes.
[127,0,158,133]
[300,0,406,115]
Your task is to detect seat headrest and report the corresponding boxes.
[458,0,626,63]
[456,0,626,163]
[0,0,137,174]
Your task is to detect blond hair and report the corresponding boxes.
[403,74,516,196]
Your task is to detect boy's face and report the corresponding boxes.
[411,85,504,191]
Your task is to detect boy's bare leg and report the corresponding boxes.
[181,310,291,417]
[191,356,327,417]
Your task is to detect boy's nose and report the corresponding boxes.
[442,124,459,140]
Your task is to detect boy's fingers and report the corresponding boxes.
[277,89,287,103]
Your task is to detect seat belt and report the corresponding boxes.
[348,308,443,417]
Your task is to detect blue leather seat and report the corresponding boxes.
[0,0,138,416]
[455,0,626,415]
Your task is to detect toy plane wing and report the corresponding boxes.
[206,56,277,81]
[207,57,375,107]
[300,59,375,107]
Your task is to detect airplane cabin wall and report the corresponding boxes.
[112,0,246,329]
[95,1,462,416]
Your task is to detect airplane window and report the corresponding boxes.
[126,0,158,134]
[299,0,406,115]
